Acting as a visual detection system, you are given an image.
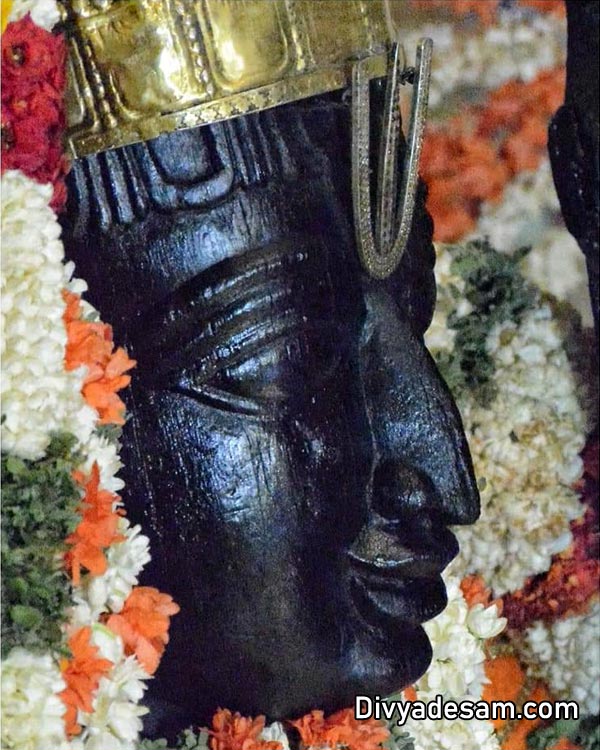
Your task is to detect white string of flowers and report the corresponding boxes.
[1,166,158,749]
[426,243,589,596]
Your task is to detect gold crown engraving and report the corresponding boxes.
[59,0,396,158]
[59,0,433,280]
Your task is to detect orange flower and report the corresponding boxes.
[59,626,113,737]
[502,683,552,750]
[548,739,581,750]
[324,709,390,750]
[408,0,500,25]
[290,710,328,747]
[62,290,136,425]
[461,575,504,615]
[210,709,283,750]
[461,575,492,607]
[482,655,525,730]
[519,0,565,17]
[64,463,124,585]
[421,128,510,241]
[422,66,565,242]
[291,708,389,750]
[105,586,179,675]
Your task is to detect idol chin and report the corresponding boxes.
[345,622,434,705]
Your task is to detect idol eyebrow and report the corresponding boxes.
[128,238,337,385]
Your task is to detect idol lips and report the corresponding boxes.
[347,525,459,626]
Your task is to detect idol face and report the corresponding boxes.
[62,91,479,733]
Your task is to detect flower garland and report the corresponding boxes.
[411,0,591,326]
[2,2,598,750]
[388,569,506,750]
[425,242,589,596]
[1,7,178,749]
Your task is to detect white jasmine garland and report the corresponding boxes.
[80,431,126,493]
[394,568,505,750]
[65,625,149,750]
[474,160,592,325]
[0,649,69,750]
[72,519,152,624]
[1,168,156,745]
[7,0,61,29]
[72,657,149,750]
[424,246,472,356]
[512,602,600,717]
[427,243,589,595]
[1,171,97,460]
[451,304,588,594]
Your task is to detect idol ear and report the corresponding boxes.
[359,289,480,527]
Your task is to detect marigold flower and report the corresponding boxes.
[105,586,180,675]
[519,0,565,18]
[325,709,390,750]
[421,67,565,242]
[482,654,525,729]
[59,626,113,737]
[290,710,327,748]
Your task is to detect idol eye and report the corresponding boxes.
[172,326,348,414]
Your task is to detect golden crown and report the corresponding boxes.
[58,0,403,158]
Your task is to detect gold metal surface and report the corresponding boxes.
[59,0,394,157]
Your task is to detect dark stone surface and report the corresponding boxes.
[61,89,479,739]
[548,0,599,334]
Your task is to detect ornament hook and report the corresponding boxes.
[352,38,433,279]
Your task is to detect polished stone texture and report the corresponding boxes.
[548,0,599,334]
[61,88,479,739]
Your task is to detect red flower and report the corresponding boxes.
[1,15,65,98]
[1,15,69,211]
[503,438,600,630]
[1,113,50,172]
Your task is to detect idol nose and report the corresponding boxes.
[371,459,442,525]
[361,290,480,527]
[347,458,460,582]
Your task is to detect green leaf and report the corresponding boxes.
[435,240,538,405]
[1,433,82,656]
[527,716,600,750]
[10,604,42,629]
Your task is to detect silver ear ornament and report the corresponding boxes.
[352,38,433,279]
